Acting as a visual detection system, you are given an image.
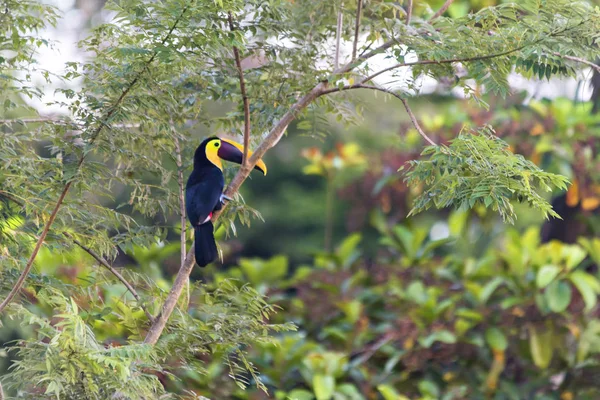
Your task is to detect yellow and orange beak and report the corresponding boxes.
[218,138,267,175]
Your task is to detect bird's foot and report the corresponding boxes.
[220,193,233,204]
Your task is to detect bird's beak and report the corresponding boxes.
[218,138,267,175]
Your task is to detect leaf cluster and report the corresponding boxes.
[403,126,569,223]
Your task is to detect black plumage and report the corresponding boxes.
[185,137,224,267]
[185,136,267,267]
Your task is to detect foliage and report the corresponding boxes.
[2,278,291,398]
[1,0,600,397]
[403,126,570,223]
[205,220,600,400]
[5,289,164,399]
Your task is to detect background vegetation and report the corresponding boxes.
[1,0,600,398]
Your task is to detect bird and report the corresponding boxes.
[185,136,267,267]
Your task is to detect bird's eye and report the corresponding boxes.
[214,142,219,147]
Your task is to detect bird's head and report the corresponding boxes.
[193,136,267,175]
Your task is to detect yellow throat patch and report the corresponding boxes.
[205,138,223,170]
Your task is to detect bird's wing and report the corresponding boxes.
[185,180,223,226]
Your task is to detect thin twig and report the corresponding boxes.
[320,83,437,145]
[352,0,363,61]
[553,52,600,73]
[228,12,251,166]
[64,232,155,323]
[350,331,399,366]
[0,3,191,315]
[406,0,413,25]
[0,182,72,314]
[0,382,4,400]
[173,133,190,309]
[400,97,437,146]
[0,117,74,125]
[334,3,344,69]
[429,0,455,22]
[173,135,187,268]
[360,44,529,84]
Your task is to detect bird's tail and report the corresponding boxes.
[194,222,218,267]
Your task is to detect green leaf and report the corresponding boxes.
[536,264,561,288]
[313,375,335,400]
[564,245,587,270]
[378,384,409,400]
[419,330,457,348]
[569,271,600,311]
[287,389,315,400]
[545,280,571,313]
[479,277,505,304]
[528,324,553,369]
[485,327,508,351]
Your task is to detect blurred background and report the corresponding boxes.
[2,0,600,399]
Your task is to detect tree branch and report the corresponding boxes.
[334,3,344,69]
[320,83,436,146]
[352,0,363,62]
[64,232,155,323]
[553,52,600,74]
[143,247,194,344]
[400,97,436,146]
[406,0,413,25]
[429,0,455,22]
[228,12,251,167]
[0,3,191,315]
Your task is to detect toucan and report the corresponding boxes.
[185,136,267,267]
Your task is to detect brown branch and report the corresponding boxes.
[320,83,437,146]
[228,12,251,166]
[406,0,413,25]
[334,4,344,69]
[553,52,600,74]
[350,331,400,366]
[143,82,328,345]
[400,97,437,146]
[0,182,73,314]
[352,0,363,61]
[64,232,155,323]
[143,247,194,344]
[0,3,191,315]
[429,0,455,22]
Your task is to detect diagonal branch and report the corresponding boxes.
[64,232,155,323]
[228,12,251,166]
[352,0,363,62]
[553,52,600,73]
[0,3,191,315]
[429,0,455,22]
[400,97,436,146]
[320,83,436,146]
